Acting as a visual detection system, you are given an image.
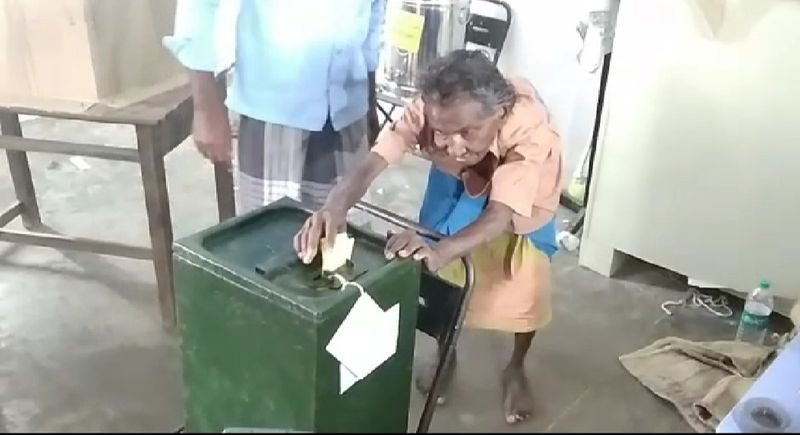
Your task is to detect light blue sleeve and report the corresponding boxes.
[162,0,220,72]
[363,0,386,72]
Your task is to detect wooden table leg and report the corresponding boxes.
[211,73,236,222]
[136,124,176,330]
[214,163,235,222]
[1,112,41,229]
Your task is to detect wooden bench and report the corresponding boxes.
[0,83,235,330]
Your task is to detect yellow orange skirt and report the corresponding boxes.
[436,233,553,333]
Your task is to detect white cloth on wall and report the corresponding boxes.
[689,0,726,36]
[576,0,620,73]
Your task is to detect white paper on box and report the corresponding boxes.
[339,364,360,394]
[326,292,400,394]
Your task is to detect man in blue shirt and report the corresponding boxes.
[165,0,385,212]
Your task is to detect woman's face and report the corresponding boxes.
[424,96,505,166]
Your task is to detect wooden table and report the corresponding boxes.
[0,84,236,330]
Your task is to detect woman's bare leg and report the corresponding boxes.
[502,331,536,424]
[417,330,537,420]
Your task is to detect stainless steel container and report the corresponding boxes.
[379,0,471,99]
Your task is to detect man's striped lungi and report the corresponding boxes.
[234,115,368,214]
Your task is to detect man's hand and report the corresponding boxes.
[384,229,449,272]
[193,105,232,163]
[189,71,232,163]
[293,207,347,264]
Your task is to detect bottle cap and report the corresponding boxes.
[759,279,770,289]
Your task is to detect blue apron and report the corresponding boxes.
[418,165,558,258]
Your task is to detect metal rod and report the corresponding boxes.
[582,51,612,208]
[376,92,406,107]
[0,228,152,260]
[570,51,612,235]
[0,135,140,162]
[353,201,442,241]
[416,254,475,433]
[0,202,22,227]
[352,201,476,433]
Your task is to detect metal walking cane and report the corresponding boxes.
[353,202,476,434]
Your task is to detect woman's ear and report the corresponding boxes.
[496,105,510,121]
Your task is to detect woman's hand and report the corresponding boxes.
[383,201,514,272]
[293,207,346,264]
[384,229,449,272]
[292,153,390,265]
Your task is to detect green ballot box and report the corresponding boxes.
[173,198,421,433]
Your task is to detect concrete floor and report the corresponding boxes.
[0,117,771,432]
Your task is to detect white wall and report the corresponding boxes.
[580,0,800,301]
[377,1,607,187]
[492,0,605,186]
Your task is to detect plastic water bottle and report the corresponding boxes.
[735,279,773,345]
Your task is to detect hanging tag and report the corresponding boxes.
[326,290,400,394]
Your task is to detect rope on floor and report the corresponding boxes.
[661,287,733,318]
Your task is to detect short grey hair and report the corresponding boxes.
[420,49,516,115]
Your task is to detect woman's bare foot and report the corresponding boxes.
[502,366,533,424]
[415,349,457,405]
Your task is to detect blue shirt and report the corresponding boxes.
[164,0,385,131]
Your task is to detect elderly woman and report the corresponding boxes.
[294,49,562,424]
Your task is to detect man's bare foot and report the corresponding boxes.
[415,349,457,405]
[502,366,533,424]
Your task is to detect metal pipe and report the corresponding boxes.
[416,253,475,433]
[352,201,475,433]
[353,201,442,240]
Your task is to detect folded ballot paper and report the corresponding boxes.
[321,233,355,273]
[322,233,400,394]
